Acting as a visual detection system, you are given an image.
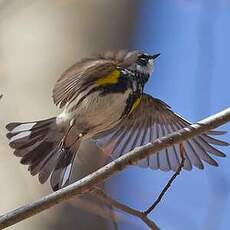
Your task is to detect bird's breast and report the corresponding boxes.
[59,89,132,135]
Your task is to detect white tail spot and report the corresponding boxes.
[9,131,32,142]
[12,123,36,133]
[61,163,72,187]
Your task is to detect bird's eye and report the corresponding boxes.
[137,57,148,66]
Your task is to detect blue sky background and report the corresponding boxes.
[109,1,230,229]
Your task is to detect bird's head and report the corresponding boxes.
[135,52,160,75]
[127,52,160,85]
[97,50,160,85]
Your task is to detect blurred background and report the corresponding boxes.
[0,0,229,229]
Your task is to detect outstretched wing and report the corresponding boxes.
[52,50,139,108]
[96,94,229,171]
[53,59,116,108]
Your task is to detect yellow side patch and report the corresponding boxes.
[96,69,120,86]
[129,97,141,114]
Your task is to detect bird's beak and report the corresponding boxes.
[150,53,161,60]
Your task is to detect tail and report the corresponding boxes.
[6,117,79,191]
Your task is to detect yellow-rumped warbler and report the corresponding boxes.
[6,50,229,191]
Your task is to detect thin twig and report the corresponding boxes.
[0,108,229,229]
[144,143,185,215]
[94,188,159,230]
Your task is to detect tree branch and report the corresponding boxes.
[0,108,229,229]
[94,187,159,230]
[93,144,185,229]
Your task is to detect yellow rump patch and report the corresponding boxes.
[96,69,120,86]
[129,97,141,114]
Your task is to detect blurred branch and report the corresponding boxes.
[94,188,159,230]
[0,94,2,100]
[0,108,229,229]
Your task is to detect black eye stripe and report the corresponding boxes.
[137,58,148,65]
[139,54,147,58]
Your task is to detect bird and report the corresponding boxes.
[6,50,229,191]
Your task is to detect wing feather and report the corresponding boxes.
[53,50,139,108]
[53,60,116,108]
[95,93,229,172]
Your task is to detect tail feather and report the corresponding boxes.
[37,148,63,184]
[14,139,46,157]
[50,150,73,191]
[50,145,79,191]
[6,119,53,149]
[28,147,60,177]
[6,118,54,131]
[6,117,79,191]
[20,141,54,165]
[9,135,45,149]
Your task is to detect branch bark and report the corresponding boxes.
[0,107,229,229]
